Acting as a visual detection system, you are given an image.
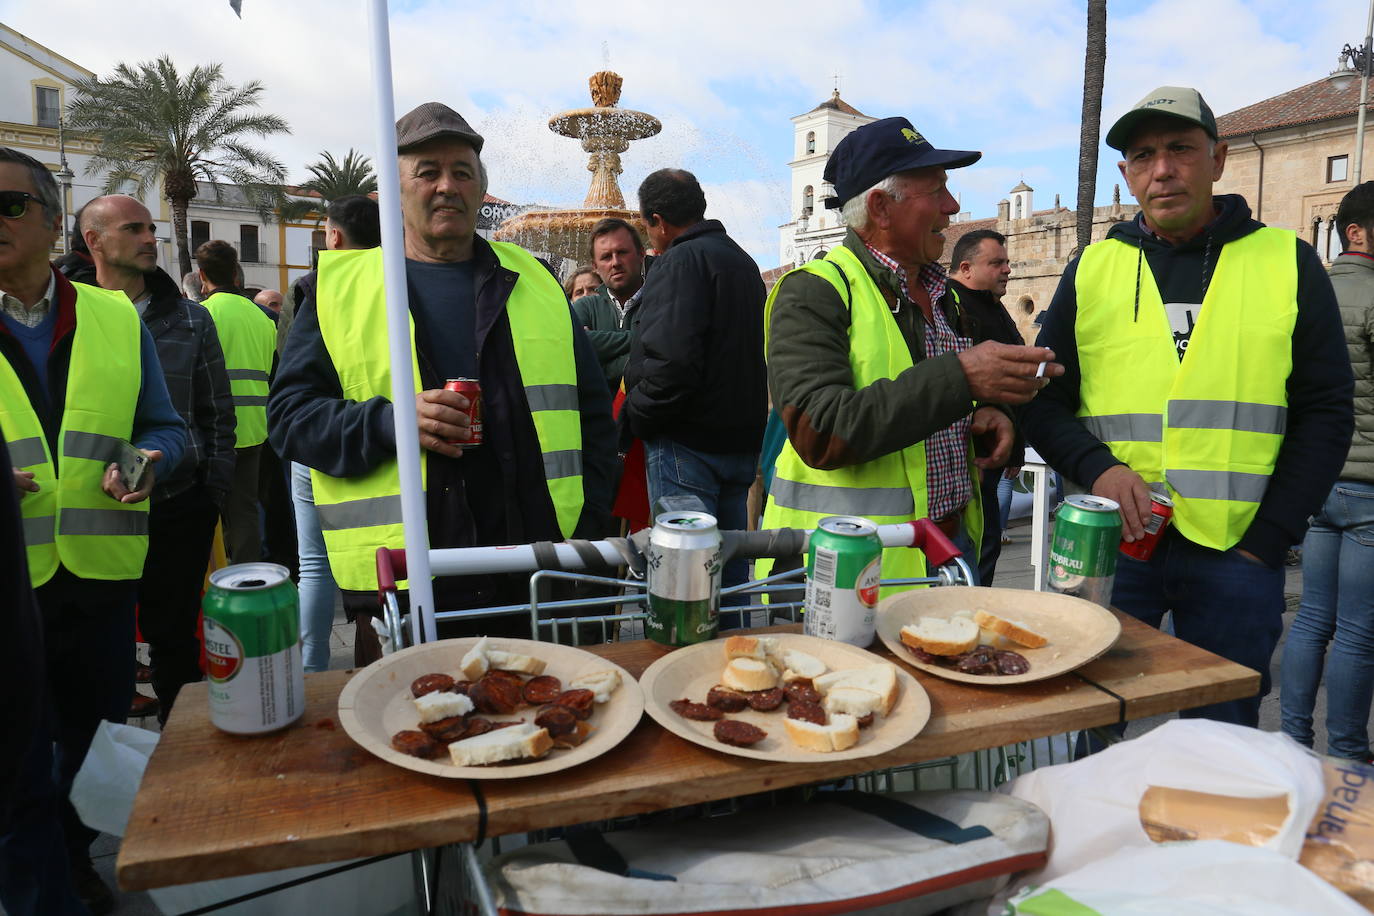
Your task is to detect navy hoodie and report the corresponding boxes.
[1021,194,1354,567]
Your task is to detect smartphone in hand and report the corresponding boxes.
[117,441,150,493]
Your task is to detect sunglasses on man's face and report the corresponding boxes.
[0,191,42,220]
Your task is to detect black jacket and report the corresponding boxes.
[62,263,236,505]
[948,279,1026,468]
[268,237,617,603]
[1022,194,1354,567]
[622,220,767,454]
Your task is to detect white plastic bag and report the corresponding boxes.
[1006,841,1367,915]
[1002,720,1324,884]
[70,721,418,915]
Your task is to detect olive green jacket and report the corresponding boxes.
[1329,252,1374,483]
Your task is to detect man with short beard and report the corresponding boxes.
[573,217,647,392]
[67,196,235,724]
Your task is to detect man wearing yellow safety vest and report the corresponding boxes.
[269,103,616,663]
[762,118,1061,588]
[0,147,186,915]
[195,239,275,564]
[1023,87,1355,730]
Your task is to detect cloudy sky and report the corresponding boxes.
[2,0,1362,266]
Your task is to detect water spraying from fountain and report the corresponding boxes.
[493,71,661,264]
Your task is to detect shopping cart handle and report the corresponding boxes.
[908,518,961,569]
[376,547,407,595]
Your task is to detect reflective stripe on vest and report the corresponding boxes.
[201,291,274,447]
[1074,229,1296,550]
[0,282,149,585]
[759,245,981,593]
[310,245,585,592]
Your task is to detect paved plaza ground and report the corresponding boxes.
[92,516,1317,915]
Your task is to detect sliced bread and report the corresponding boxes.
[448,722,553,766]
[459,636,491,681]
[899,615,980,657]
[721,657,778,692]
[973,610,1048,649]
[569,669,621,703]
[413,690,474,724]
[784,713,860,752]
[779,648,827,682]
[486,648,548,676]
[814,664,899,716]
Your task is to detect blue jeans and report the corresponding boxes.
[1114,529,1285,726]
[1281,481,1374,759]
[644,439,756,617]
[292,463,338,672]
[997,474,1014,529]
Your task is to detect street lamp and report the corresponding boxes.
[56,114,75,253]
[1336,4,1374,184]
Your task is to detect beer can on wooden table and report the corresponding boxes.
[645,511,722,647]
[203,563,304,734]
[804,516,883,646]
[1047,495,1122,607]
[443,377,483,446]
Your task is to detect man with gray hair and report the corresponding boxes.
[269,102,615,662]
[760,118,1058,588]
[181,270,203,301]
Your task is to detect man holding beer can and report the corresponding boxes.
[760,118,1061,589]
[1023,86,1354,729]
[269,103,617,660]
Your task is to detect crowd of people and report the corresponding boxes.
[0,81,1369,914]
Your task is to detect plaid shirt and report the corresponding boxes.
[864,243,973,520]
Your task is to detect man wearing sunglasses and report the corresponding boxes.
[0,148,186,915]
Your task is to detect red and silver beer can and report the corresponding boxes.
[443,378,483,446]
[1119,492,1174,561]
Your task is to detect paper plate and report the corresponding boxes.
[639,633,929,762]
[876,587,1122,685]
[338,637,643,779]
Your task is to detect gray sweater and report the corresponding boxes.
[1329,252,1374,484]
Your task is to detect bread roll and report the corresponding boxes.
[459,636,490,681]
[784,713,860,752]
[413,690,475,724]
[721,657,778,692]
[779,648,827,681]
[973,610,1048,649]
[723,635,779,661]
[448,722,553,766]
[899,616,980,656]
[813,664,898,716]
[823,685,883,719]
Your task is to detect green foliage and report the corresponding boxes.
[279,148,378,226]
[66,55,290,276]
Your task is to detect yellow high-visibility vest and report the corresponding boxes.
[0,283,149,585]
[1074,229,1296,550]
[760,245,982,591]
[310,245,585,591]
[201,291,274,447]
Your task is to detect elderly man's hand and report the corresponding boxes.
[415,389,471,458]
[102,449,161,504]
[13,468,39,495]
[957,342,1063,405]
[970,406,1014,469]
[1091,464,1152,542]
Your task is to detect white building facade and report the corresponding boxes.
[777,91,875,269]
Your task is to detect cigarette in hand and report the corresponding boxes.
[1035,361,1047,379]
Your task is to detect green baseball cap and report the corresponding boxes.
[1105,86,1218,152]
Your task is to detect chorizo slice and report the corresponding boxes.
[522,675,563,706]
[552,720,594,750]
[706,686,749,712]
[461,717,494,740]
[784,683,822,706]
[669,698,724,721]
[391,729,443,759]
[856,713,875,729]
[714,719,767,747]
[746,687,785,711]
[534,705,578,738]
[994,650,1031,676]
[410,673,457,698]
[786,701,826,725]
[417,716,467,743]
[552,688,596,720]
[470,675,522,715]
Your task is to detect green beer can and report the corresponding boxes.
[1047,494,1122,607]
[203,562,304,734]
[645,511,722,647]
[804,516,883,646]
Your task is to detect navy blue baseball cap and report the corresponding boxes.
[824,117,981,208]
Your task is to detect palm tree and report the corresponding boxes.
[67,56,290,279]
[1076,0,1107,255]
[278,149,378,225]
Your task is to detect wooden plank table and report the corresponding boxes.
[116,613,1258,891]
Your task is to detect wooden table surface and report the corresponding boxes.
[116,613,1258,891]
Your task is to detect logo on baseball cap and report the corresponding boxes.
[1105,86,1218,152]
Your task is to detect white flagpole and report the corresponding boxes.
[365,0,436,645]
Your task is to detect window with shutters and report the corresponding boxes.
[239,224,259,262]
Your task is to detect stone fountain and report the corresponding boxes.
[493,71,661,264]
